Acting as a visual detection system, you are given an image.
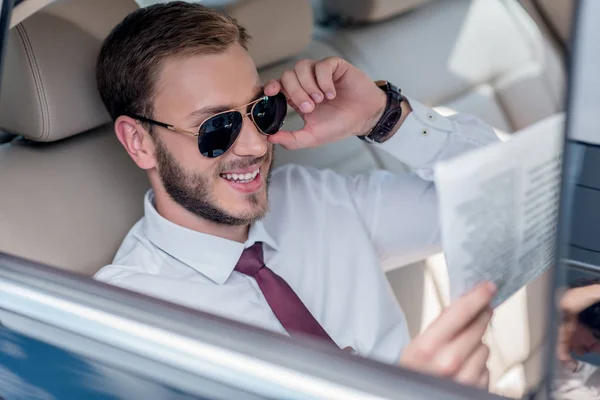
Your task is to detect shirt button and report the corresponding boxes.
[421,129,429,136]
[427,113,436,122]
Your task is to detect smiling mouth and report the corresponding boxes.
[219,168,260,184]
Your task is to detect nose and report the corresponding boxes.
[231,114,268,158]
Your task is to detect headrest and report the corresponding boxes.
[0,12,110,142]
[322,0,432,23]
[0,0,311,142]
[41,0,140,41]
[225,0,313,69]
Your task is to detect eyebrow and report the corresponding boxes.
[189,87,265,120]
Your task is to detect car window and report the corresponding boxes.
[0,0,576,398]
[0,326,207,400]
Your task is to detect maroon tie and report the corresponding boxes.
[235,242,335,344]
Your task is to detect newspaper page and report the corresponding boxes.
[434,115,565,308]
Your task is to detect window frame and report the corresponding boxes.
[0,252,508,399]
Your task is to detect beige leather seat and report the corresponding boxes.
[319,0,565,134]
[0,0,562,397]
[0,0,148,275]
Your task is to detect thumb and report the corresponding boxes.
[268,129,317,150]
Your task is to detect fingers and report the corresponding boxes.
[419,282,496,347]
[295,60,324,104]
[314,58,338,100]
[454,343,490,388]
[263,80,302,115]
[434,308,492,377]
[275,57,347,113]
[264,57,356,151]
[267,129,318,150]
[400,282,495,389]
[263,80,281,97]
[281,69,315,114]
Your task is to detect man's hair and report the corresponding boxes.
[570,278,600,330]
[96,1,250,122]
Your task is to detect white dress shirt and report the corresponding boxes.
[94,97,499,365]
[553,361,600,399]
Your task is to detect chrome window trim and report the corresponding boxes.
[0,253,503,399]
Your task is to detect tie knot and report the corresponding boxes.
[235,242,265,276]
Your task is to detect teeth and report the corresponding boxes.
[221,168,260,183]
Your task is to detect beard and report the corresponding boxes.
[154,137,272,226]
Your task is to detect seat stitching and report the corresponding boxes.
[16,24,49,139]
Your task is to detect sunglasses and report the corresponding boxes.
[132,92,287,158]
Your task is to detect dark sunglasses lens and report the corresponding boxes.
[252,92,287,134]
[198,112,243,158]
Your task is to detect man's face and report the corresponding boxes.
[571,323,600,356]
[149,45,273,225]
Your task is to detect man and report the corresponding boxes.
[94,2,499,389]
[553,279,600,399]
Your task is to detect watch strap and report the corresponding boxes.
[358,81,404,144]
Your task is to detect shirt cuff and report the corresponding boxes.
[376,96,453,170]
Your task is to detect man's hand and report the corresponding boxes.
[263,57,393,150]
[557,284,600,371]
[400,282,496,389]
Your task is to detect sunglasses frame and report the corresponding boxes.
[131,94,285,145]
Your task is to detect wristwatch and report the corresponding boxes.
[357,80,404,144]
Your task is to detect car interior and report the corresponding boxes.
[0,0,575,397]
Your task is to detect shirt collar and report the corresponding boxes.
[142,190,278,284]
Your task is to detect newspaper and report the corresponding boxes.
[434,116,564,308]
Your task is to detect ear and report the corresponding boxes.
[114,116,157,170]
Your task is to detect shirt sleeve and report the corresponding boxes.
[378,96,500,181]
[346,97,500,269]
